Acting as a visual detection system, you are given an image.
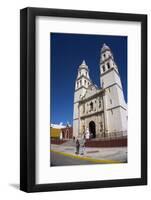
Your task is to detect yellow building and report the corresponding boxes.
[50,127,62,139]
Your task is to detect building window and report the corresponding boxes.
[110,99,112,104]
[107,62,110,69]
[80,80,82,86]
[84,80,86,85]
[99,97,101,108]
[86,72,87,76]
[90,102,93,111]
[103,54,106,58]
[102,65,105,72]
[77,82,79,88]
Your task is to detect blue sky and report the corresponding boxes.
[50,33,127,125]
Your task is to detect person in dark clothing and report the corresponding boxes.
[75,139,80,154]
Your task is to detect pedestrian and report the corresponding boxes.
[75,139,80,154]
[86,128,90,139]
[80,135,86,155]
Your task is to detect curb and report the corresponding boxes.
[51,149,122,164]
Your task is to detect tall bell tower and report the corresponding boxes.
[73,60,91,137]
[100,44,127,136]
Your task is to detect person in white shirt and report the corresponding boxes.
[86,128,90,139]
[80,135,86,155]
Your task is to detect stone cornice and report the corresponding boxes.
[101,48,110,54]
[105,82,123,91]
[79,89,105,103]
[107,105,127,111]
[76,74,91,82]
[101,67,119,77]
[100,55,114,65]
[78,67,89,72]
[75,85,88,92]
[80,110,104,119]
[73,117,79,120]
[74,88,104,104]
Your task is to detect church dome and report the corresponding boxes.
[101,43,110,52]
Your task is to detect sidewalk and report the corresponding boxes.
[51,144,127,164]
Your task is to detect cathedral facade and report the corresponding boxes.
[73,44,127,138]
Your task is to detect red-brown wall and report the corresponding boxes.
[85,137,127,147]
[61,127,73,139]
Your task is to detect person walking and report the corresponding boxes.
[75,139,80,154]
[86,128,90,139]
[80,135,86,155]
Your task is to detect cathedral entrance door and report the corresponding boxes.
[89,121,96,138]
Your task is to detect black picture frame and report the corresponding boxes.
[20,7,147,192]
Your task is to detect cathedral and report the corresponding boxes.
[73,43,127,138]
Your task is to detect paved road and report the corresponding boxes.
[50,151,97,166]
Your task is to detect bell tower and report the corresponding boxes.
[73,60,91,137]
[100,44,127,136]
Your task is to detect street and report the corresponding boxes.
[50,142,127,167]
[50,151,98,166]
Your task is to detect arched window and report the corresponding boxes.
[80,80,82,86]
[86,72,87,77]
[102,65,105,72]
[107,62,110,69]
[90,102,93,111]
[77,82,79,88]
[99,97,101,108]
[84,80,86,85]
